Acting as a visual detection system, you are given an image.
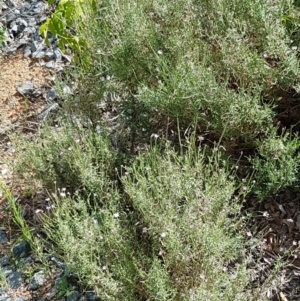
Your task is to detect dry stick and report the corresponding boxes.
[279,291,288,301]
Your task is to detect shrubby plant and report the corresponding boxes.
[14,117,115,198]
[70,0,299,141]
[10,0,300,299]
[250,130,300,200]
[39,139,252,300]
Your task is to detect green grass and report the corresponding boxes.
[0,22,7,50]
[4,0,300,299]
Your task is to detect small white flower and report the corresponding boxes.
[60,192,66,197]
[157,50,163,55]
[246,231,252,237]
[161,232,167,238]
[151,133,159,139]
[292,46,298,51]
[263,211,269,217]
[113,212,120,218]
[102,266,107,271]
[46,205,55,211]
[35,209,43,214]
[1,169,8,175]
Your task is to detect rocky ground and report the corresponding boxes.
[1,1,300,301]
[0,0,99,300]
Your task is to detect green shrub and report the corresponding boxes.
[14,117,115,198]
[250,130,300,199]
[66,0,300,144]
[122,144,250,300]
[39,141,252,300]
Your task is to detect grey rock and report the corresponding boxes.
[23,26,36,35]
[49,256,66,270]
[13,298,24,301]
[0,229,8,244]
[10,19,27,34]
[44,51,55,61]
[27,18,36,27]
[53,48,62,61]
[17,38,27,46]
[32,87,46,97]
[86,292,101,301]
[45,61,55,68]
[30,2,46,14]
[28,271,47,290]
[4,0,15,9]
[23,46,31,58]
[38,102,59,121]
[15,82,35,96]
[47,87,57,101]
[0,256,10,267]
[31,40,39,52]
[39,15,47,24]
[2,265,14,277]
[16,19,27,33]
[0,290,9,301]
[10,23,18,33]
[7,271,23,289]
[6,14,17,24]
[12,240,31,259]
[67,291,80,301]
[32,50,45,59]
[6,47,17,56]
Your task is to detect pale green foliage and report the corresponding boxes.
[75,0,300,141]
[122,145,249,300]
[251,131,300,199]
[39,138,251,300]
[0,23,7,49]
[0,266,9,291]
[14,118,114,198]
[10,0,300,300]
